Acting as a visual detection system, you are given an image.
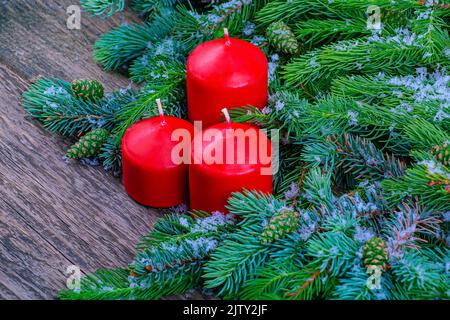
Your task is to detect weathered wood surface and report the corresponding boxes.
[0,1,162,299]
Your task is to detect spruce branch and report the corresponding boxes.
[22,78,135,137]
[94,10,176,70]
[113,60,185,139]
[62,211,236,300]
[80,0,125,17]
[131,0,181,17]
[385,202,442,259]
[383,161,450,212]
[174,0,267,52]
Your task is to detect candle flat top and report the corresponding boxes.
[123,116,193,169]
[187,38,268,88]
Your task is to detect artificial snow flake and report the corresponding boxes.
[275,100,285,111]
[190,212,235,234]
[347,110,359,126]
[179,217,189,228]
[310,56,320,68]
[284,182,299,200]
[354,225,375,243]
[268,62,278,82]
[262,106,272,114]
[243,22,256,36]
[443,212,450,222]
[250,35,266,46]
[418,159,445,175]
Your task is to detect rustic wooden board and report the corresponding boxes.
[0,1,162,299]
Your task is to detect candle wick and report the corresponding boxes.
[223,28,231,46]
[156,99,167,125]
[221,108,232,129]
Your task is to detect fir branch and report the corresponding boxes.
[295,18,373,49]
[284,14,449,91]
[240,262,303,299]
[99,135,122,176]
[383,162,450,212]
[94,10,176,70]
[331,265,393,300]
[331,68,450,133]
[174,1,267,52]
[131,0,180,17]
[59,268,132,300]
[302,168,334,209]
[306,232,359,277]
[333,134,406,181]
[21,78,135,137]
[80,0,125,17]
[391,250,444,295]
[129,37,186,83]
[113,60,185,139]
[203,226,271,298]
[385,202,442,258]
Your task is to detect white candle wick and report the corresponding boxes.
[223,28,231,46]
[156,99,167,125]
[221,108,232,128]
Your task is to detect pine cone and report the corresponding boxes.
[261,209,299,244]
[430,142,450,166]
[362,237,389,271]
[266,21,299,54]
[71,79,104,101]
[66,128,109,159]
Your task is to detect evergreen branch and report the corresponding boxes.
[331,265,392,300]
[240,262,303,299]
[94,10,176,70]
[333,134,406,181]
[385,202,442,259]
[226,189,284,218]
[383,161,450,212]
[295,18,373,49]
[137,211,236,250]
[80,0,125,17]
[391,250,444,295]
[59,268,131,300]
[284,24,449,91]
[99,135,122,176]
[202,226,271,298]
[21,78,135,137]
[302,168,334,209]
[174,1,267,52]
[129,38,185,83]
[131,0,181,17]
[256,0,438,27]
[306,232,359,277]
[113,61,185,139]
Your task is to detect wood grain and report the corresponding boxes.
[0,1,162,299]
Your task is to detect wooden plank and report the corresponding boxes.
[0,1,161,299]
[0,0,139,88]
[0,199,72,300]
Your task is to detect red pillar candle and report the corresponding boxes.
[187,28,268,128]
[189,109,273,213]
[122,100,194,207]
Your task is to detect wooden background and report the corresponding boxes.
[0,1,162,299]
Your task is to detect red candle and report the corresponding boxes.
[122,100,194,207]
[187,29,268,128]
[189,109,273,213]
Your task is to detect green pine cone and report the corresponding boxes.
[66,128,109,159]
[430,142,450,166]
[71,79,104,101]
[362,237,389,271]
[266,21,299,54]
[261,209,299,244]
